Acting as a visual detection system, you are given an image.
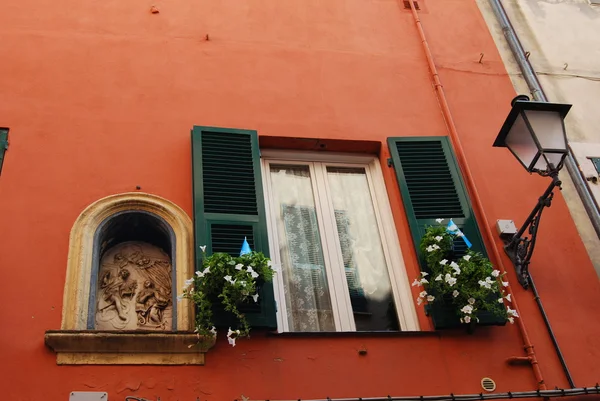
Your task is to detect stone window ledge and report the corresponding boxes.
[45,330,215,365]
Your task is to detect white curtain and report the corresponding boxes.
[269,165,335,332]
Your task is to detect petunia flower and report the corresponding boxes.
[419,291,427,298]
[235,263,244,270]
[508,317,515,324]
[434,236,443,242]
[502,281,510,287]
[412,279,421,287]
[460,305,473,314]
[468,298,475,305]
[463,255,472,261]
[435,274,443,281]
[491,270,500,277]
[416,297,423,305]
[252,293,259,303]
[440,259,448,265]
[463,316,471,324]
[436,218,444,223]
[498,298,504,303]
[452,290,459,297]
[199,245,207,252]
[507,307,519,318]
[184,278,195,287]
[426,295,435,302]
[177,294,184,303]
[421,272,429,277]
[505,294,512,302]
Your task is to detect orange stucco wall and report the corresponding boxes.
[1,0,599,400]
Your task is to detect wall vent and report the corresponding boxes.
[481,377,496,392]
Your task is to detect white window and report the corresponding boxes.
[261,151,419,332]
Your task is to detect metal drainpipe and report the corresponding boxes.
[487,0,600,239]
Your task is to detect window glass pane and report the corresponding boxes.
[326,167,399,331]
[269,164,335,332]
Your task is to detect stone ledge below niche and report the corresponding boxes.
[45,330,215,365]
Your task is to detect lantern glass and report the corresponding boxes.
[523,110,567,151]
[504,113,539,170]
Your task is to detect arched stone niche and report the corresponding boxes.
[45,192,214,365]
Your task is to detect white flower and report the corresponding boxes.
[417,297,423,305]
[419,291,427,298]
[420,278,429,284]
[177,294,184,303]
[505,294,512,302]
[452,290,459,298]
[199,245,207,252]
[478,280,492,289]
[426,245,434,252]
[435,274,443,281]
[491,270,500,277]
[498,298,504,303]
[247,266,255,274]
[463,315,471,324]
[440,259,448,265]
[239,281,247,287]
[267,260,273,267]
[426,244,441,252]
[225,275,236,284]
[184,278,195,287]
[450,261,461,275]
[252,293,259,303]
[434,236,443,242]
[468,298,475,305]
[508,317,515,324]
[463,255,472,261]
[227,327,236,337]
[228,336,237,347]
[507,307,519,318]
[412,279,421,287]
[210,326,217,336]
[235,263,244,270]
[195,270,205,278]
[203,266,210,274]
[421,272,429,277]
[502,281,510,287]
[426,295,435,302]
[250,271,259,279]
[436,218,444,223]
[445,274,457,286]
[460,305,473,314]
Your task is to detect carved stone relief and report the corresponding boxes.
[95,241,173,330]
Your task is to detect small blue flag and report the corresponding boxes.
[240,237,252,256]
[446,219,472,248]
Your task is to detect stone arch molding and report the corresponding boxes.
[62,192,194,331]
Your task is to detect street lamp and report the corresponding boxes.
[493,95,572,289]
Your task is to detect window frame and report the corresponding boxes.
[261,150,420,332]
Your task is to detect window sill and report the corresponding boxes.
[44,330,215,365]
[265,330,438,338]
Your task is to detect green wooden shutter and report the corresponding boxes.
[0,128,8,176]
[388,136,502,329]
[191,126,276,329]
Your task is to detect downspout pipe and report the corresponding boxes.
[406,0,547,391]
[487,0,600,239]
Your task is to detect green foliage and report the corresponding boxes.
[180,250,274,342]
[416,222,515,325]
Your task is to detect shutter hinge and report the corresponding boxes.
[387,158,393,167]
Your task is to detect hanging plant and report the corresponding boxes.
[413,219,518,326]
[179,245,275,346]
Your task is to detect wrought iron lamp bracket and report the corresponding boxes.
[502,172,561,289]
